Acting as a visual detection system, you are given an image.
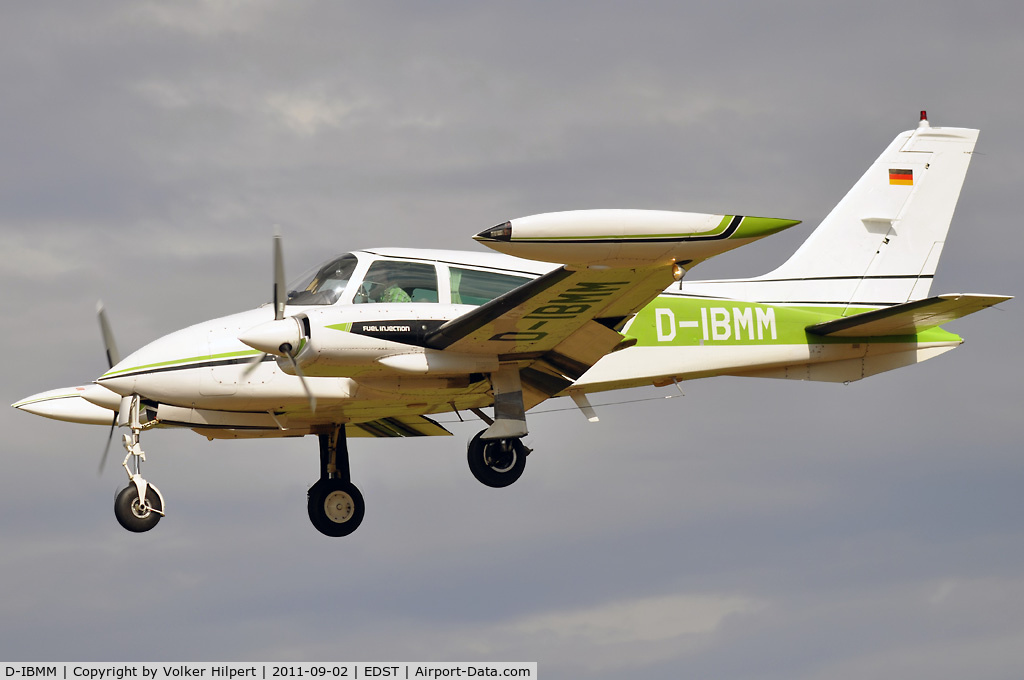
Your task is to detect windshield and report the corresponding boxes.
[286,254,358,305]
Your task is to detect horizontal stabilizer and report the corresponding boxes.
[807,294,1011,337]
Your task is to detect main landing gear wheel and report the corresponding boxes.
[467,431,528,488]
[114,484,163,533]
[308,425,366,537]
[308,478,365,537]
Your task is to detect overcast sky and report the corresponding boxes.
[2,1,1022,677]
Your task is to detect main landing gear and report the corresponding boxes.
[113,396,165,533]
[467,431,529,488]
[465,366,531,489]
[304,421,529,537]
[308,425,365,537]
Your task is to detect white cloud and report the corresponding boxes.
[255,590,767,673]
[264,91,367,136]
[133,80,197,110]
[0,226,99,279]
[498,592,764,671]
[512,592,759,643]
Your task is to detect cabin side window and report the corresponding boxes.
[355,260,439,304]
[449,267,530,305]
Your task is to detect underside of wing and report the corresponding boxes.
[349,415,453,437]
[192,414,452,440]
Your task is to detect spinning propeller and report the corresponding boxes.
[238,235,317,411]
[96,236,318,477]
[96,302,121,474]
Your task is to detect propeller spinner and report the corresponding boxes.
[239,235,317,411]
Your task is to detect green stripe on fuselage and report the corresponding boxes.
[99,349,262,379]
[629,297,961,346]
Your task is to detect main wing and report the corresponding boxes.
[426,210,801,413]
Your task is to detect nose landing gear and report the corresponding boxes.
[112,396,165,533]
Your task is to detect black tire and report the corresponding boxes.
[308,478,365,537]
[114,484,162,533]
[467,431,527,488]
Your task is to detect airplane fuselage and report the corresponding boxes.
[81,246,963,440]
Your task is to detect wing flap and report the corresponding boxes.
[807,294,1011,337]
[517,319,627,409]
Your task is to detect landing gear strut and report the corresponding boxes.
[113,396,165,533]
[308,425,365,537]
[467,365,531,488]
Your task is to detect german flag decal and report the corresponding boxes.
[889,168,913,186]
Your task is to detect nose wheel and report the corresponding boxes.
[114,481,163,532]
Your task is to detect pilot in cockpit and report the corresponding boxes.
[355,260,437,304]
[359,279,411,303]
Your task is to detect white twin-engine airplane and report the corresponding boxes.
[13,114,1011,537]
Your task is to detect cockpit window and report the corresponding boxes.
[450,267,529,305]
[287,254,358,305]
[355,260,438,304]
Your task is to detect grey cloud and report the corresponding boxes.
[2,1,1022,677]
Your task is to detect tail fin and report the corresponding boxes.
[684,117,979,311]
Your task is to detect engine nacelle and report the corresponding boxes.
[474,209,799,268]
[284,304,497,377]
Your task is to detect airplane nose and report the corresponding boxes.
[96,369,136,397]
[238,317,303,356]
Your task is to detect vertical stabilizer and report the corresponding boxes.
[682,117,979,311]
